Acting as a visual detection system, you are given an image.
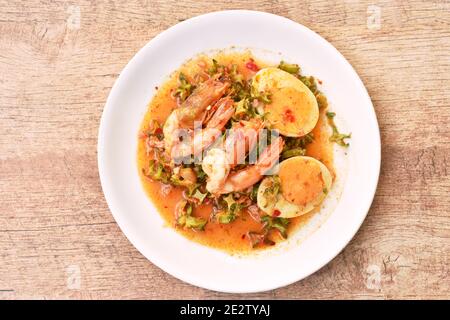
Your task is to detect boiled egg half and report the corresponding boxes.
[252,67,319,137]
[257,156,332,218]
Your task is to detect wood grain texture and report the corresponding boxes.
[0,0,449,300]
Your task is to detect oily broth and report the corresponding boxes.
[137,51,334,253]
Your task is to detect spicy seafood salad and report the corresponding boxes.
[137,51,350,252]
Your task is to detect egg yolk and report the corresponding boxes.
[279,158,324,207]
[265,86,317,137]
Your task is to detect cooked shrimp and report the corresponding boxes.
[202,148,230,192]
[163,77,230,156]
[223,118,264,167]
[207,136,285,194]
[146,136,165,150]
[170,97,235,159]
[202,118,264,191]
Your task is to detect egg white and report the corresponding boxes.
[257,156,332,218]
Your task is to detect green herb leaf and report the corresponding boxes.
[326,111,336,119]
[316,92,328,109]
[223,194,236,210]
[327,111,351,147]
[283,134,314,156]
[234,98,250,116]
[191,189,208,204]
[175,200,207,230]
[218,212,236,224]
[251,90,272,104]
[230,64,244,84]
[271,218,289,239]
[208,59,224,75]
[185,215,207,230]
[144,160,169,183]
[176,214,186,226]
[330,131,352,147]
[175,72,195,101]
[299,75,318,94]
[250,184,259,201]
[261,215,290,239]
[261,176,281,209]
[281,147,306,160]
[217,194,242,224]
[278,61,300,74]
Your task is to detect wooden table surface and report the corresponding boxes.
[0,0,449,300]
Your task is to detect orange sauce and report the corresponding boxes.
[137,51,334,253]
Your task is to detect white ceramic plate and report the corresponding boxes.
[98,10,380,293]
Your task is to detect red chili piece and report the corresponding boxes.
[245,59,259,72]
[284,109,295,122]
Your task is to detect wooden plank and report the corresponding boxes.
[0,0,449,299]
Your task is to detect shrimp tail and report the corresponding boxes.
[171,97,235,159]
[177,78,230,128]
[208,136,285,194]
